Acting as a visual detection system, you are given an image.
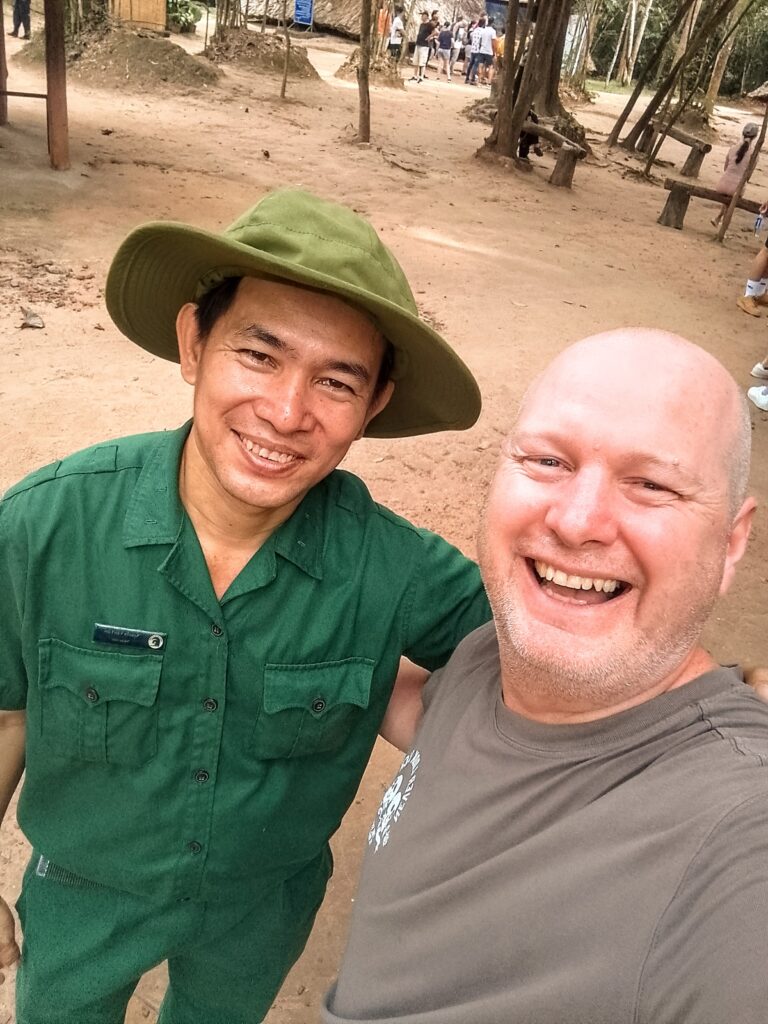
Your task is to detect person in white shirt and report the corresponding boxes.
[388,5,405,61]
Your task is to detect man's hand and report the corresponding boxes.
[0,894,20,984]
[744,665,768,703]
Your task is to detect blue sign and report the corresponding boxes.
[294,0,313,25]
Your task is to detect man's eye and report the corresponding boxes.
[530,457,562,468]
[319,378,354,393]
[241,349,273,366]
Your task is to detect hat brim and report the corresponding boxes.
[106,222,481,438]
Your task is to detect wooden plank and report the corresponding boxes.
[650,120,711,153]
[662,177,761,212]
[522,120,586,157]
[1,90,48,98]
[44,0,69,170]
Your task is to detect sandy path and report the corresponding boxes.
[1,14,767,1021]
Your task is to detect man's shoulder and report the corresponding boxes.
[1,428,176,506]
[329,469,450,545]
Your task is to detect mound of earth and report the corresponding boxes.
[334,47,404,89]
[13,29,220,91]
[204,29,319,79]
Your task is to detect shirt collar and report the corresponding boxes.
[123,420,326,581]
[123,422,190,548]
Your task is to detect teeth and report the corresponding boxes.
[534,561,622,594]
[239,435,296,464]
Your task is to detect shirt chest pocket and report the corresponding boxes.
[38,639,163,767]
[251,659,375,760]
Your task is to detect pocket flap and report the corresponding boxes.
[39,638,162,707]
[263,659,374,716]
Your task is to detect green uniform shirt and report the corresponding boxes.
[0,424,490,903]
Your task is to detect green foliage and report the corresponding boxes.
[167,0,204,29]
[721,3,768,94]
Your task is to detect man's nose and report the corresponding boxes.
[259,376,313,434]
[544,467,619,548]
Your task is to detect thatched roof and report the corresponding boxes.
[247,0,486,39]
[748,81,768,102]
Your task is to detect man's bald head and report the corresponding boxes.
[479,327,756,720]
[519,329,751,519]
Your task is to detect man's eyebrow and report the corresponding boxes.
[233,324,372,385]
[510,434,705,486]
[236,324,296,353]
[323,360,372,385]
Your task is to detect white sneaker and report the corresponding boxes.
[747,386,768,411]
[750,362,768,379]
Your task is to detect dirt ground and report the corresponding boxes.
[1,8,767,1022]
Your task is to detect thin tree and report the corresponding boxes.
[704,0,750,114]
[605,0,630,86]
[280,0,290,98]
[626,0,653,81]
[357,0,374,141]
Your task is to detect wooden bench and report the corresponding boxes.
[523,120,587,189]
[638,120,712,178]
[657,177,761,229]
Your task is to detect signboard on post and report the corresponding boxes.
[294,0,313,26]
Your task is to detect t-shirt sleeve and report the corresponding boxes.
[0,498,28,710]
[401,528,490,673]
[637,792,768,1024]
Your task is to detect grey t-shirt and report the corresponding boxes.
[323,622,768,1024]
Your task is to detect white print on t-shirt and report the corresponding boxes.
[368,749,421,852]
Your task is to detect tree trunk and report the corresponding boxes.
[280,0,290,99]
[357,0,373,141]
[490,0,566,158]
[532,0,572,115]
[605,0,629,86]
[618,0,637,85]
[488,0,532,152]
[626,0,653,81]
[704,0,749,114]
[605,0,697,146]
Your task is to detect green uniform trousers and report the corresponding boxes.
[15,853,328,1024]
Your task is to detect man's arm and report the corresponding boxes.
[0,710,25,982]
[379,659,429,752]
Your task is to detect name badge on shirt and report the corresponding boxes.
[93,623,167,651]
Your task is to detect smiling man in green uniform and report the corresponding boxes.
[0,190,490,1023]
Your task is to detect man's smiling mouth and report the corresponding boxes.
[235,431,301,465]
[529,559,630,604]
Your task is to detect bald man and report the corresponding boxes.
[323,329,768,1024]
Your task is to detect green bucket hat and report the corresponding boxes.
[105,189,481,438]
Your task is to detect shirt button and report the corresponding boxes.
[194,769,210,784]
[85,687,99,703]
[202,697,219,713]
[211,623,223,637]
[187,841,202,855]
[311,697,326,714]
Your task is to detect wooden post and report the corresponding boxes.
[549,144,579,188]
[657,184,691,228]
[0,2,8,127]
[44,0,69,170]
[680,144,707,177]
[716,101,768,242]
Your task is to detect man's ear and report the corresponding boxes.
[359,379,395,439]
[177,303,203,386]
[719,497,757,595]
